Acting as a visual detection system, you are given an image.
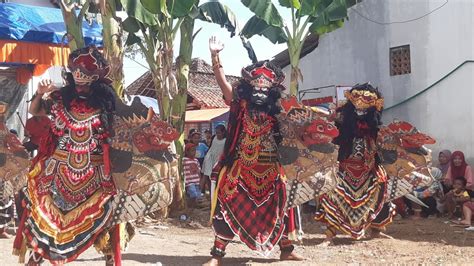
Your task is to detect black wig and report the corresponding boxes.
[54,72,116,134]
[333,83,383,161]
[221,60,284,167]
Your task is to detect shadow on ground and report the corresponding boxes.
[78,254,279,266]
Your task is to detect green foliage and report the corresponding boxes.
[197,1,239,37]
[241,16,287,44]
[241,0,284,27]
[279,0,301,9]
[121,0,158,26]
[139,0,197,17]
[240,0,358,95]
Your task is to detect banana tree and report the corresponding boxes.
[98,0,126,98]
[58,0,90,50]
[58,0,126,97]
[121,0,238,208]
[240,0,358,96]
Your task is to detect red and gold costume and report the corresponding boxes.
[13,47,119,264]
[210,61,295,256]
[315,84,395,239]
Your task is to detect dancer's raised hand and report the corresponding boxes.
[37,79,57,95]
[209,36,224,55]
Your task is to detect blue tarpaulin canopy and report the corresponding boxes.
[0,3,102,45]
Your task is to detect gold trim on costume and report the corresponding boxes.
[344,90,384,111]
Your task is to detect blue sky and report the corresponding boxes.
[123,0,291,86]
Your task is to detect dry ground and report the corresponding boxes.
[1,209,473,265]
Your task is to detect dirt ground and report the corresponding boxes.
[1,209,473,266]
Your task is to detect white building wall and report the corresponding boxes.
[283,0,474,163]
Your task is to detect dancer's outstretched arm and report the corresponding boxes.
[29,79,56,116]
[209,36,232,103]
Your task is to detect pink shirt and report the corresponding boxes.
[444,165,474,189]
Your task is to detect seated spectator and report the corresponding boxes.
[443,176,470,219]
[413,167,444,217]
[454,200,474,227]
[184,143,203,208]
[443,151,473,191]
[437,150,452,178]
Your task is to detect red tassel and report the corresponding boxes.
[13,209,28,251]
[102,143,111,176]
[287,207,296,236]
[113,224,121,266]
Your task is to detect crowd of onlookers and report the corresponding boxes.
[181,125,474,230]
[394,150,474,229]
[183,125,227,209]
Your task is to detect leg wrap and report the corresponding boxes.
[210,238,228,258]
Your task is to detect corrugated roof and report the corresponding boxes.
[126,58,239,109]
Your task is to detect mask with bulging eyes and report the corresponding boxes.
[250,86,269,105]
[241,61,286,106]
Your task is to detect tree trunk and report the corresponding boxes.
[168,17,195,211]
[59,1,86,50]
[100,0,125,98]
[289,64,301,97]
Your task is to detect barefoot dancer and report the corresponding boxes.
[315,84,396,244]
[206,36,303,265]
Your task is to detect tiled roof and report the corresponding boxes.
[126,58,239,109]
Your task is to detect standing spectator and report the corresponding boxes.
[437,150,452,177]
[189,130,209,166]
[184,143,203,208]
[203,129,213,147]
[202,125,227,198]
[444,151,473,190]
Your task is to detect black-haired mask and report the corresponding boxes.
[68,46,112,98]
[241,62,285,106]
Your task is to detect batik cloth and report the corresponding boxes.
[212,106,289,255]
[315,135,395,239]
[14,95,115,264]
[0,180,14,229]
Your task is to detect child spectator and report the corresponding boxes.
[184,143,203,208]
[444,151,473,191]
[189,130,209,167]
[454,200,474,227]
[203,129,213,147]
[443,176,470,219]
